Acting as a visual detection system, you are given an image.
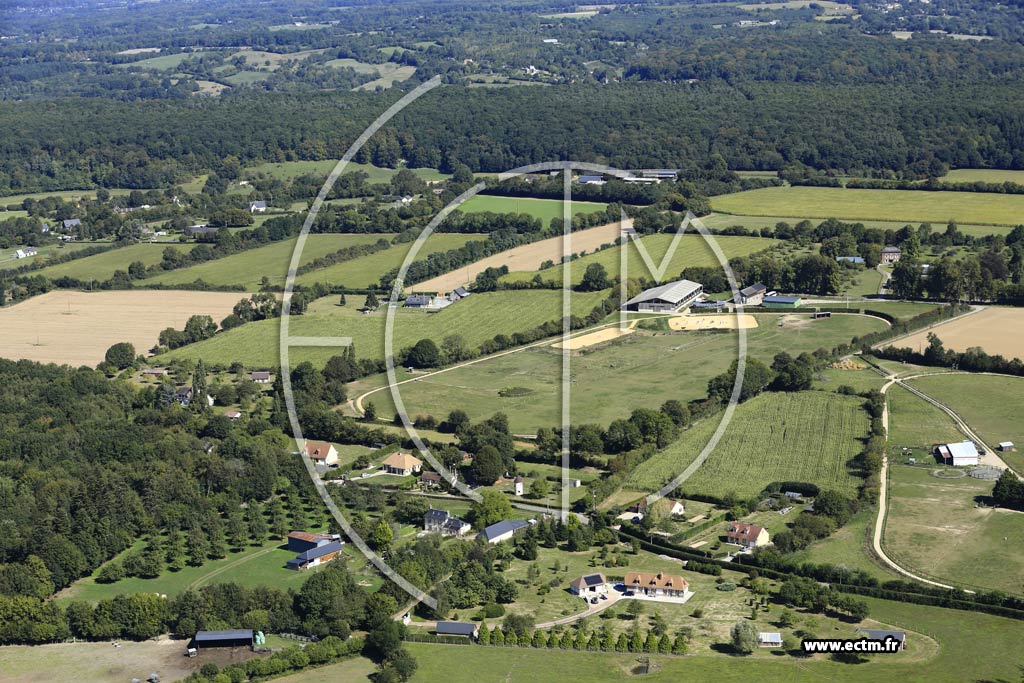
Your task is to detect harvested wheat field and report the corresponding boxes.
[895,307,1024,361]
[0,290,244,366]
[667,313,759,331]
[552,324,635,350]
[410,220,626,293]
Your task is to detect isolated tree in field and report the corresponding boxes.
[184,314,218,344]
[579,262,611,291]
[731,620,759,654]
[338,293,346,306]
[406,338,441,368]
[363,401,377,422]
[529,478,549,499]
[993,469,1024,510]
[441,334,472,363]
[625,599,644,620]
[104,342,136,370]
[365,292,380,310]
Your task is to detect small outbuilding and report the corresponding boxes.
[737,283,767,305]
[761,295,802,309]
[935,440,979,467]
[999,441,1015,451]
[758,632,783,648]
[436,622,479,639]
[569,573,608,596]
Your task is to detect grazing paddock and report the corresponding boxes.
[144,234,390,289]
[0,638,228,683]
[411,221,623,293]
[296,233,483,289]
[626,391,867,499]
[500,234,777,287]
[0,290,243,366]
[941,168,1024,184]
[160,289,608,368]
[36,242,197,281]
[698,211,1011,239]
[359,313,887,433]
[0,242,94,271]
[459,195,608,224]
[116,50,215,70]
[886,385,964,451]
[893,307,1024,362]
[710,186,1024,226]
[907,373,1024,473]
[883,464,1024,595]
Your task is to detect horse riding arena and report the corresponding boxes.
[667,313,759,331]
[0,290,244,366]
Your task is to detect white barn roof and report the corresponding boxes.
[624,279,702,307]
[945,441,977,459]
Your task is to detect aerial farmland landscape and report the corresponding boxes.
[3,1,1024,682]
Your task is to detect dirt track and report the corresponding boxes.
[409,220,626,293]
[0,290,243,366]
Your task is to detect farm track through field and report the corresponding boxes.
[186,545,279,591]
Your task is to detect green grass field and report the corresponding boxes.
[855,301,941,320]
[60,539,314,602]
[242,160,449,184]
[459,195,607,225]
[501,234,776,286]
[626,391,868,498]
[885,385,964,452]
[356,313,888,433]
[0,243,94,271]
[883,464,1024,595]
[144,234,392,289]
[940,168,1024,184]
[812,366,887,395]
[36,243,198,281]
[393,595,1024,682]
[699,211,1009,239]
[116,51,215,70]
[0,188,135,207]
[161,289,609,368]
[789,508,898,583]
[295,234,483,289]
[906,373,1024,473]
[710,186,1024,226]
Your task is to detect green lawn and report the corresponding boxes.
[160,289,609,368]
[906,373,1024,473]
[295,234,483,289]
[357,313,888,433]
[710,186,1024,227]
[501,234,776,286]
[144,234,388,289]
[36,242,198,281]
[885,385,964,452]
[243,160,448,184]
[883,464,1024,595]
[459,195,607,225]
[627,391,868,498]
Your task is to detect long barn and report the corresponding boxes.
[622,279,703,313]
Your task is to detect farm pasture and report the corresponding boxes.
[500,234,777,287]
[893,306,1024,362]
[144,234,396,289]
[940,168,1024,184]
[625,391,868,499]
[710,186,1024,226]
[886,384,964,452]
[0,290,243,366]
[36,242,198,281]
[355,313,888,433]
[160,289,609,368]
[883,464,1024,595]
[0,242,94,271]
[698,211,1011,238]
[906,373,1024,473]
[459,195,608,224]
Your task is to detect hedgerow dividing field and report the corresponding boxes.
[501,234,776,286]
[160,289,609,368]
[626,391,867,499]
